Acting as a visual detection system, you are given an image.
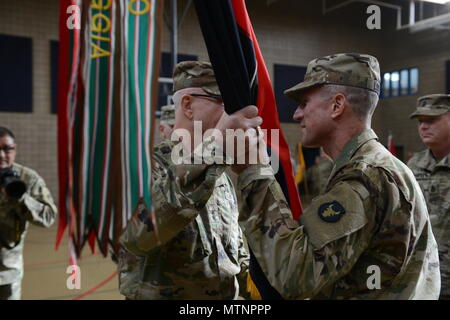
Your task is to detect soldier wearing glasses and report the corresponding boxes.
[118,61,249,300]
[0,127,56,300]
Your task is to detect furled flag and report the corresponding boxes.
[56,0,164,259]
[194,0,303,300]
[388,132,397,157]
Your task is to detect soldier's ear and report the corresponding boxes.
[330,93,346,119]
[180,94,194,120]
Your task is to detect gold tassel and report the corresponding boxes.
[247,273,262,300]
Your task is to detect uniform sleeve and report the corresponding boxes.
[406,157,416,171]
[236,226,250,296]
[237,165,375,299]
[120,138,227,256]
[19,175,57,228]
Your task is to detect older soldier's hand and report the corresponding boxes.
[213,106,269,172]
[215,105,262,132]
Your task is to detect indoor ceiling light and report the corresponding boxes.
[419,0,450,5]
[391,73,400,82]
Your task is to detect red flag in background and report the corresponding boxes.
[194,0,303,300]
[193,0,302,220]
[388,133,397,156]
[231,0,303,220]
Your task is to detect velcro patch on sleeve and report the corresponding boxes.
[300,181,369,249]
[318,201,346,223]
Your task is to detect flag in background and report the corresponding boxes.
[194,0,303,300]
[295,143,306,185]
[57,0,164,258]
[388,132,397,157]
[193,0,302,218]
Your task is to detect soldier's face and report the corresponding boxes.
[191,94,225,132]
[293,86,334,147]
[0,135,16,169]
[417,113,450,148]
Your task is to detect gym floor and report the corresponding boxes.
[21,224,122,300]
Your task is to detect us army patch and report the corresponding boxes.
[318,201,346,223]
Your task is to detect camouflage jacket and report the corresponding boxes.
[119,140,249,300]
[407,149,450,297]
[237,129,440,299]
[306,156,334,197]
[0,163,57,285]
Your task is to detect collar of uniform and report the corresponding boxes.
[330,129,378,178]
[414,149,436,171]
[11,162,24,174]
[416,149,450,171]
[434,150,450,170]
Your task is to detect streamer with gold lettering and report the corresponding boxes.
[57,0,164,257]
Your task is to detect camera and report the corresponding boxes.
[0,168,27,200]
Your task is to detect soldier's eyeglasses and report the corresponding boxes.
[0,146,16,154]
[190,94,223,105]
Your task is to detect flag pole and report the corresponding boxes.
[171,0,178,71]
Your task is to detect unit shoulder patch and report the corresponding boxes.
[318,201,346,223]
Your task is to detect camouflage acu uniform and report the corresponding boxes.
[160,105,176,126]
[408,94,450,299]
[306,156,334,197]
[118,61,249,300]
[238,130,440,299]
[235,54,440,299]
[119,140,249,299]
[0,163,57,300]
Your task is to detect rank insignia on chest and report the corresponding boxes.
[318,201,346,223]
[414,173,429,179]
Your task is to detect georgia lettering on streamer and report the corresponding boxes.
[89,0,151,59]
[90,0,112,59]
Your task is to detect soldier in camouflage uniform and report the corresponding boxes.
[407,94,450,300]
[109,105,178,265]
[159,104,176,141]
[118,61,249,300]
[0,127,57,300]
[213,53,440,299]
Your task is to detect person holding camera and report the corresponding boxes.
[0,127,57,300]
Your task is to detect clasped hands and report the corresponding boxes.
[211,105,270,173]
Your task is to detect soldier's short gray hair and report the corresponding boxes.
[323,84,379,121]
[172,88,203,108]
[172,89,185,108]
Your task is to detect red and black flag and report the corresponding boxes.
[194,0,303,299]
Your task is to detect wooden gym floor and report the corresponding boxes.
[21,224,122,300]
